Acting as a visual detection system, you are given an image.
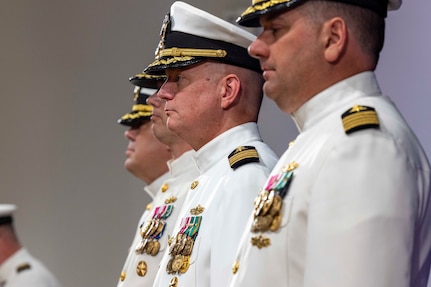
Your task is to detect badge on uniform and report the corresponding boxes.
[342,105,380,134]
[251,162,298,240]
[135,204,174,256]
[166,213,202,275]
[16,263,31,273]
[228,146,260,169]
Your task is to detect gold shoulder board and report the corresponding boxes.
[342,105,380,134]
[228,146,260,169]
[16,263,31,273]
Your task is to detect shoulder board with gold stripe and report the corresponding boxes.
[341,105,380,134]
[228,146,260,169]
[16,263,31,273]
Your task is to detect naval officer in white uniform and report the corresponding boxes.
[229,0,431,286]
[0,204,62,287]
[143,2,279,286]
[117,73,198,286]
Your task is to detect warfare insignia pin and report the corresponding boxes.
[190,204,205,215]
[165,196,177,204]
[251,235,271,249]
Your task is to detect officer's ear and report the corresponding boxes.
[220,74,241,109]
[322,17,347,63]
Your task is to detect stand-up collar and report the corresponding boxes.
[292,71,382,133]
[193,122,262,173]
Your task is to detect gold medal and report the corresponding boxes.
[171,239,182,256]
[269,214,282,232]
[176,233,187,255]
[269,194,282,216]
[251,217,259,232]
[253,191,264,216]
[148,220,160,237]
[166,258,174,274]
[251,215,273,232]
[182,236,194,256]
[171,255,183,272]
[263,215,274,231]
[150,240,160,256]
[255,190,269,216]
[154,220,165,237]
[254,191,262,207]
[140,221,152,237]
[168,235,174,246]
[145,241,154,254]
[170,233,183,255]
[179,255,190,273]
[261,189,274,216]
[135,240,147,254]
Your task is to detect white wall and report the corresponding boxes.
[0,1,429,286]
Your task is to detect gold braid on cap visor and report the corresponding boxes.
[241,0,293,17]
[120,111,151,121]
[120,105,153,121]
[149,47,227,67]
[132,104,153,113]
[134,73,165,80]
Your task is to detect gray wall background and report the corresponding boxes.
[1,0,429,286]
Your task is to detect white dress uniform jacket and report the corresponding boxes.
[0,248,62,287]
[152,122,279,287]
[117,150,199,286]
[229,72,431,287]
